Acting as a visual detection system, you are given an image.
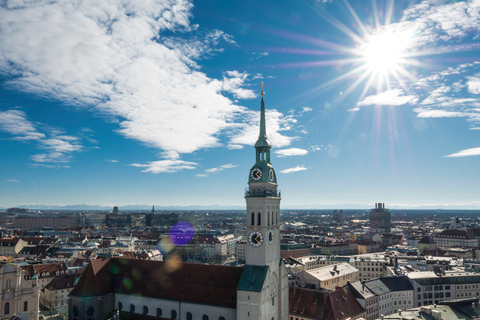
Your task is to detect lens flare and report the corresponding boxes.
[169,221,194,246]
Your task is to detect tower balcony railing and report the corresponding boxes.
[245,188,281,198]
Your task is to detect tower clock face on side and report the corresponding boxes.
[269,169,274,181]
[249,230,264,247]
[268,230,274,244]
[251,168,262,181]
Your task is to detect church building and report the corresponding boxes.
[69,87,289,320]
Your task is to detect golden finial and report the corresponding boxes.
[260,82,265,96]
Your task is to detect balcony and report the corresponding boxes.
[245,188,281,198]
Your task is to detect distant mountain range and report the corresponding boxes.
[1,203,479,211]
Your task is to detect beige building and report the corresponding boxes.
[0,263,40,320]
[0,238,28,258]
[296,262,359,290]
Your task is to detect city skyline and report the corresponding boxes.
[1,0,480,209]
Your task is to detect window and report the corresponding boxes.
[157,308,163,317]
[143,306,149,315]
[118,302,123,311]
[6,280,10,288]
[251,213,254,225]
[186,312,193,320]
[73,306,79,317]
[24,301,28,312]
[203,315,209,320]
[130,304,135,313]
[257,213,261,225]
[171,309,177,320]
[219,317,226,320]
[5,302,10,315]
[86,307,95,317]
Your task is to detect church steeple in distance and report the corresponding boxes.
[249,83,277,184]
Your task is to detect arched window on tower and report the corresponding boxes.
[24,301,28,312]
[251,212,255,225]
[257,212,261,226]
[267,212,270,225]
[276,211,279,224]
[5,302,9,315]
[271,211,274,225]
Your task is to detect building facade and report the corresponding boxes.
[0,263,40,320]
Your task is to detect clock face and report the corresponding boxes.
[268,230,273,244]
[269,169,274,181]
[251,168,262,181]
[249,230,264,247]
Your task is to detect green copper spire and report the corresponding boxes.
[248,82,277,184]
[255,84,271,150]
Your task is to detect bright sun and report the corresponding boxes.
[358,26,416,88]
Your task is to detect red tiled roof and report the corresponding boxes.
[70,257,244,308]
[289,286,365,320]
[21,262,68,279]
[44,273,80,291]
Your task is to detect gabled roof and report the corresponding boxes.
[237,265,268,292]
[418,236,436,244]
[70,257,244,308]
[289,286,365,320]
[44,273,80,291]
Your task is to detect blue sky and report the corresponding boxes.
[1,0,480,209]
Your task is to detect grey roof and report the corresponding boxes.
[383,299,480,320]
[365,276,413,295]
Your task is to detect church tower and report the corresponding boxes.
[237,84,289,320]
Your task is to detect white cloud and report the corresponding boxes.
[466,75,480,94]
[0,109,84,163]
[402,0,480,45]
[357,89,418,106]
[5,179,19,183]
[445,147,480,158]
[414,108,466,118]
[300,107,312,113]
[129,160,198,173]
[275,148,308,157]
[280,165,307,174]
[0,0,296,171]
[205,163,237,173]
[108,160,119,163]
[410,62,480,127]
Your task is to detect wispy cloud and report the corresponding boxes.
[275,148,308,157]
[280,165,307,174]
[196,163,237,177]
[5,179,19,183]
[445,147,480,158]
[0,1,297,173]
[402,0,480,46]
[0,109,83,164]
[129,160,198,173]
[357,89,418,106]
[410,62,480,128]
[300,107,312,113]
[205,163,237,173]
